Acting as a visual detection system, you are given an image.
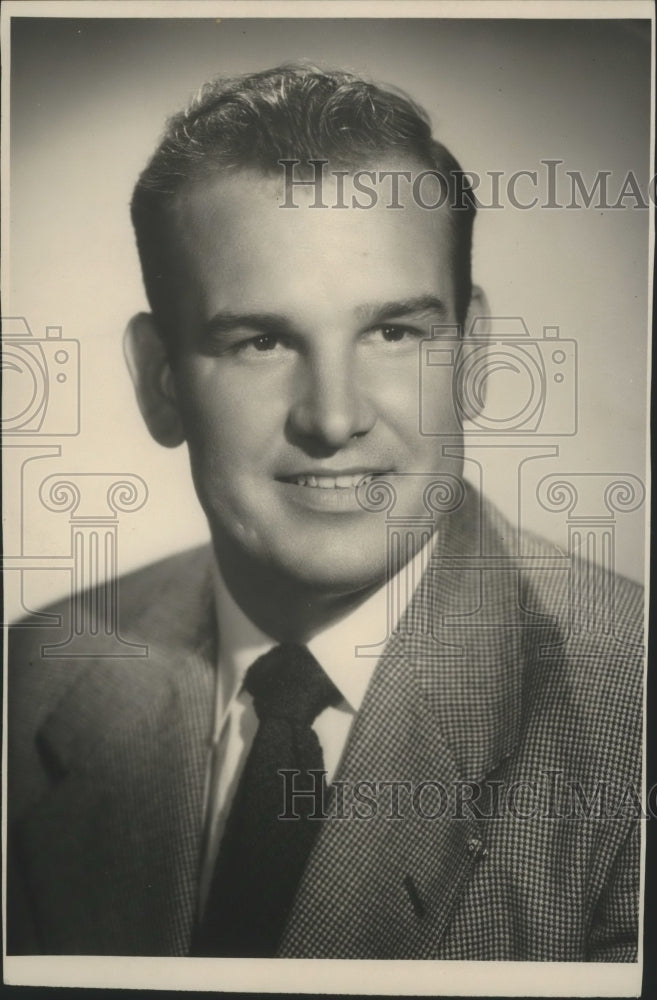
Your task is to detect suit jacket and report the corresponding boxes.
[7,490,644,960]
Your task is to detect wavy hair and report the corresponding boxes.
[131,64,477,339]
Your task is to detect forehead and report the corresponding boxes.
[169,164,458,317]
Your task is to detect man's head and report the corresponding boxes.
[126,65,485,633]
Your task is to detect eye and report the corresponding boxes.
[248,334,280,352]
[234,332,293,359]
[380,325,410,342]
[362,324,422,349]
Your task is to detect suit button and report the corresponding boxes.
[466,836,487,859]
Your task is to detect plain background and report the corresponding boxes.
[5,15,651,619]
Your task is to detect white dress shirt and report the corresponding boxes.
[198,535,436,915]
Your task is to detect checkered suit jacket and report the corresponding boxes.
[7,488,644,959]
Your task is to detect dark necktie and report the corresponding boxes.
[190,643,342,957]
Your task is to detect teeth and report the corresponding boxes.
[292,473,376,489]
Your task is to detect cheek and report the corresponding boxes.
[368,359,420,419]
[175,367,272,468]
[417,365,460,436]
[377,363,457,442]
[179,353,294,415]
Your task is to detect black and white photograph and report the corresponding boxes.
[2,2,652,995]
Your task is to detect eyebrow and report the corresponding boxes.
[204,311,291,338]
[355,295,447,326]
[203,294,447,338]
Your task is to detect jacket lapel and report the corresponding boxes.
[281,489,532,958]
[16,553,217,956]
[279,633,491,959]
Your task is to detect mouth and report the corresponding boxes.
[278,471,389,490]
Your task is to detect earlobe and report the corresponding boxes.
[123,313,185,448]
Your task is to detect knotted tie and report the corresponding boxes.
[190,643,342,957]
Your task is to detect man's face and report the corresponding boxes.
[165,165,465,597]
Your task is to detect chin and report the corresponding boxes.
[277,548,388,598]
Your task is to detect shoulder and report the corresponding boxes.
[495,502,644,766]
[479,492,644,642]
[459,496,645,801]
[104,543,216,623]
[10,543,213,648]
[471,491,643,727]
[8,543,214,763]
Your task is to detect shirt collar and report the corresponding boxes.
[212,532,436,724]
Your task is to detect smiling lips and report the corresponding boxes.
[281,472,385,489]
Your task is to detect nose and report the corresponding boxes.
[287,346,376,450]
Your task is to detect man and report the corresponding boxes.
[7,65,643,960]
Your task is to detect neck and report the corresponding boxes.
[212,543,383,643]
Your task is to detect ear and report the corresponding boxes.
[459,284,491,421]
[123,313,185,448]
[463,284,490,339]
